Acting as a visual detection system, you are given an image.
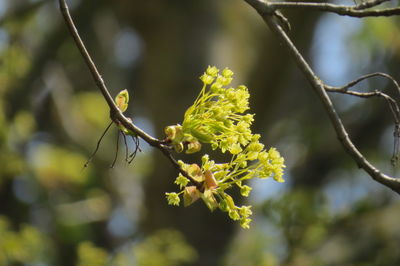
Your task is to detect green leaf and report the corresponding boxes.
[183,186,201,207]
[201,190,218,211]
[115,89,129,112]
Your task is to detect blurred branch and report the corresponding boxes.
[266,1,400,17]
[58,0,202,189]
[244,0,400,194]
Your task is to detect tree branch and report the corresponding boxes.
[267,1,400,18]
[58,0,202,189]
[325,73,400,165]
[326,72,400,95]
[244,0,400,193]
[325,72,400,124]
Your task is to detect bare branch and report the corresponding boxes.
[325,73,400,165]
[325,72,400,124]
[326,72,400,96]
[268,1,400,17]
[59,0,203,190]
[244,0,400,193]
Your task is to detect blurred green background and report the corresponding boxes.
[1,0,400,265]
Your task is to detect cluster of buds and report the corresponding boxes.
[164,124,202,154]
[165,66,285,229]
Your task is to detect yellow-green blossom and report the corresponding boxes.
[165,192,180,206]
[166,66,255,155]
[164,66,286,229]
[174,174,190,189]
[240,185,252,197]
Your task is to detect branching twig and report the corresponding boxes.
[327,88,400,123]
[244,0,400,193]
[325,72,400,124]
[267,1,400,17]
[326,72,400,95]
[128,135,140,164]
[59,0,202,189]
[325,73,400,165]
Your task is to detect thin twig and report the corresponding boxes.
[122,131,129,162]
[326,73,400,166]
[128,135,140,164]
[326,86,400,165]
[110,130,120,168]
[59,0,116,111]
[327,72,400,96]
[244,0,400,194]
[268,1,400,17]
[83,121,113,168]
[325,72,400,124]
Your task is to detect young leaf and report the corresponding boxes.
[183,186,201,207]
[200,189,218,211]
[115,89,129,112]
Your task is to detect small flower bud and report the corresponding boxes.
[222,67,234,78]
[239,205,253,217]
[240,185,252,197]
[201,154,209,165]
[174,143,184,153]
[206,65,219,76]
[200,74,215,85]
[165,192,180,206]
[219,199,229,212]
[186,140,202,154]
[174,174,190,189]
[229,210,240,220]
[229,143,242,155]
[240,218,252,229]
[165,125,176,139]
[210,82,222,92]
[165,124,183,143]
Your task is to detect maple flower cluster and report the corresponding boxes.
[165,66,285,229]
